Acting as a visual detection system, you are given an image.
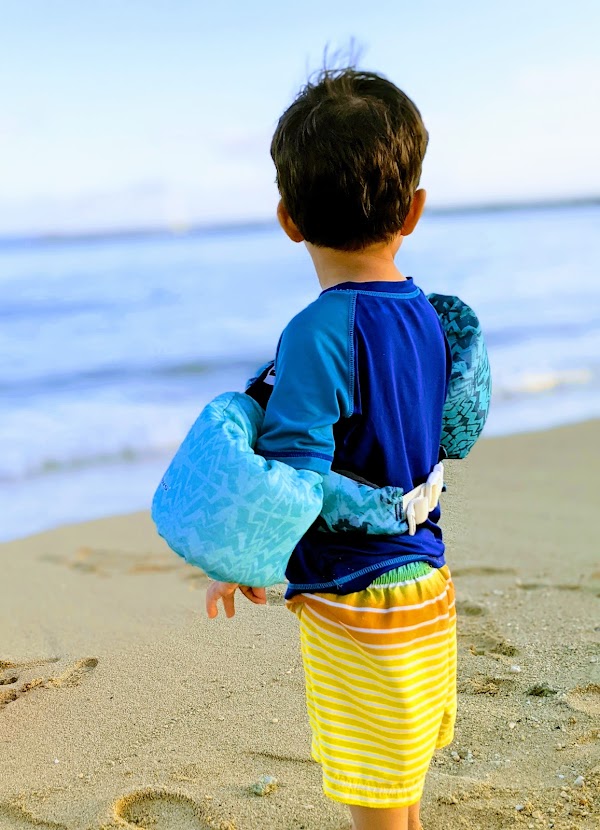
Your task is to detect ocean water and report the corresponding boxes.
[1,205,599,542]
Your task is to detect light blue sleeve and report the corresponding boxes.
[256,291,355,475]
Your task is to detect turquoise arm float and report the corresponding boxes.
[151,392,323,586]
[151,293,491,586]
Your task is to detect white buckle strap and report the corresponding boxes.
[402,463,444,536]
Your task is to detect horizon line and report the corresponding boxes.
[0,194,598,249]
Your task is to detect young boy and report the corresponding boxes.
[206,67,456,830]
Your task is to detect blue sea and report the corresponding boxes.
[1,205,599,542]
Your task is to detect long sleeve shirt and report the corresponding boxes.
[255,278,452,598]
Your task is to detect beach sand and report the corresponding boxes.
[1,421,598,830]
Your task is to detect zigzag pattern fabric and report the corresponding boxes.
[427,293,492,459]
[151,392,323,585]
[316,471,408,535]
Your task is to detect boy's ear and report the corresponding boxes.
[277,200,304,243]
[400,189,426,237]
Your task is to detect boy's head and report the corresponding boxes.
[271,67,428,252]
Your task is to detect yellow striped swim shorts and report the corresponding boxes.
[286,562,457,808]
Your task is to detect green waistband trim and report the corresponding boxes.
[370,561,432,585]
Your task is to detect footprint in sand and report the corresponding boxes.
[0,802,67,829]
[515,580,547,590]
[465,630,519,657]
[516,580,582,592]
[516,576,600,596]
[456,601,486,617]
[0,658,59,709]
[459,675,517,696]
[565,683,600,717]
[246,749,314,765]
[575,727,600,745]
[0,658,60,671]
[457,607,519,658]
[111,789,232,830]
[48,658,98,688]
[41,547,181,578]
[0,657,97,709]
[452,566,516,578]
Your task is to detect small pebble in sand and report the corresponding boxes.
[78,773,84,778]
[53,759,59,764]
[515,804,524,812]
[450,751,461,762]
[509,665,521,673]
[250,774,278,796]
[573,775,585,787]
[270,718,279,723]
[508,722,517,729]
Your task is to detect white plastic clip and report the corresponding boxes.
[403,463,444,536]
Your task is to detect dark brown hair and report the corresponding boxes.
[271,68,428,251]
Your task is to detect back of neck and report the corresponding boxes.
[306,239,407,290]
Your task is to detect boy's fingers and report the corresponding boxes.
[252,588,267,605]
[240,586,267,605]
[205,584,220,618]
[251,587,267,604]
[222,591,236,618]
[205,581,239,619]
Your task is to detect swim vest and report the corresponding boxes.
[151,293,491,586]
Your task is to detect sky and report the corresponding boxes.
[1,0,599,234]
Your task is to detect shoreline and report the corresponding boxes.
[2,415,599,547]
[1,420,599,829]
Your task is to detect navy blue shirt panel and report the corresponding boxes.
[284,279,451,597]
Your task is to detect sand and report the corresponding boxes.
[1,421,599,830]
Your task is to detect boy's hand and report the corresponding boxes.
[205,581,267,619]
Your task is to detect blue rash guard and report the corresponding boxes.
[255,278,452,598]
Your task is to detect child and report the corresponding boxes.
[205,67,456,830]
